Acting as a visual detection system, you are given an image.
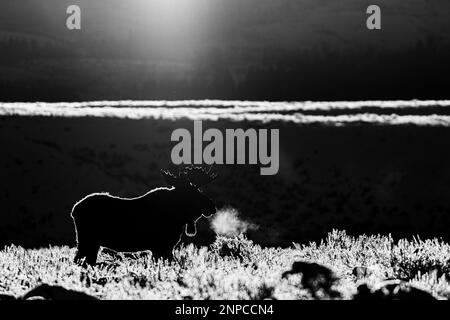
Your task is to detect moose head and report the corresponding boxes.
[161,166,218,234]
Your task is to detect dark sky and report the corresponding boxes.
[1,0,450,57]
[1,0,450,101]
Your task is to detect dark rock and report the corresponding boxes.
[0,294,16,300]
[282,261,340,298]
[354,280,436,300]
[22,284,98,300]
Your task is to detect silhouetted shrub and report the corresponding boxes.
[391,238,450,280]
[211,234,254,262]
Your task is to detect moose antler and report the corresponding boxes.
[161,165,217,188]
[179,165,218,188]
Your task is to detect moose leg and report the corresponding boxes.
[85,243,100,265]
[151,247,173,261]
[74,242,100,266]
[72,213,100,265]
[73,226,100,265]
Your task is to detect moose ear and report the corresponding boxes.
[161,169,187,188]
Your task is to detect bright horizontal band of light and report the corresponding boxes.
[2,99,450,110]
[1,100,450,126]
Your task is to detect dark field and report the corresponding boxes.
[1,113,450,249]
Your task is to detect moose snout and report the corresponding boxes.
[203,205,217,218]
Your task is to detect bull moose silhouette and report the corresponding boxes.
[71,166,217,265]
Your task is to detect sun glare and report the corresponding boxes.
[131,0,212,56]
